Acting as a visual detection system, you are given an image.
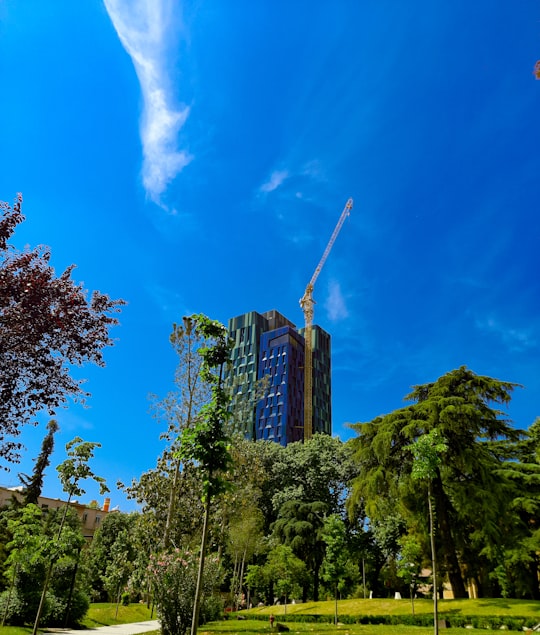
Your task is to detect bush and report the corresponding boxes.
[0,589,25,626]
[148,549,223,635]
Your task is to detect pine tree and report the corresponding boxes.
[19,420,59,505]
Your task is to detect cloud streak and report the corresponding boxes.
[260,170,289,193]
[325,280,349,322]
[103,0,191,207]
[475,316,536,353]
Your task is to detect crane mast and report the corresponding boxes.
[300,197,352,441]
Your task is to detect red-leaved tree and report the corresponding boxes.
[0,194,125,464]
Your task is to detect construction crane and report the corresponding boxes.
[299,197,353,441]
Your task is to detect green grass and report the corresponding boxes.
[82,602,155,627]
[242,597,540,618]
[199,620,511,635]
[0,603,156,635]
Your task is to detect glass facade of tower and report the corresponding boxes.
[226,309,331,445]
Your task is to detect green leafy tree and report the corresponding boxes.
[120,457,204,554]
[226,503,264,610]
[84,512,138,602]
[396,535,423,615]
[1,504,86,627]
[32,437,108,635]
[177,314,233,635]
[102,529,134,616]
[349,366,521,598]
[491,417,540,598]
[271,500,328,601]
[263,545,307,613]
[271,434,357,516]
[152,318,211,549]
[0,194,125,464]
[407,430,447,635]
[321,514,355,624]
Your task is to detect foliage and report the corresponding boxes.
[226,503,265,608]
[0,194,125,464]
[321,514,358,616]
[177,314,233,501]
[175,314,233,635]
[32,437,108,633]
[83,512,139,603]
[150,319,213,549]
[271,500,328,601]
[18,419,59,506]
[57,437,109,500]
[348,366,523,598]
[1,504,86,626]
[148,549,222,635]
[264,545,307,607]
[407,429,447,482]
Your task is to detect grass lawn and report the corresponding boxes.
[82,602,155,628]
[200,620,509,635]
[241,597,540,619]
[0,598,539,635]
[0,603,156,635]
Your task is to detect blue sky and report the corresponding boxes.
[1,1,539,510]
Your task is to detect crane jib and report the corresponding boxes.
[299,197,353,442]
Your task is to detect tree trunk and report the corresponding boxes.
[428,484,439,635]
[431,476,467,598]
[313,563,320,601]
[238,546,247,609]
[190,494,210,635]
[33,494,73,635]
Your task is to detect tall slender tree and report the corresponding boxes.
[32,437,108,635]
[19,420,59,505]
[176,314,233,635]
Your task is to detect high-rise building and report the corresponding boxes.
[226,309,331,445]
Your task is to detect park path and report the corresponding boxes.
[45,620,160,635]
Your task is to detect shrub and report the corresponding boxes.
[148,549,222,635]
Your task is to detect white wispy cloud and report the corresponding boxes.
[103,0,192,208]
[325,280,349,322]
[475,316,536,352]
[260,169,289,193]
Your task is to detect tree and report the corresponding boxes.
[151,318,211,550]
[396,535,423,615]
[2,504,87,627]
[226,503,264,610]
[19,420,59,505]
[321,514,355,624]
[349,366,522,598]
[84,512,138,602]
[407,430,448,635]
[491,417,540,599]
[176,314,233,635]
[0,194,125,464]
[263,545,307,613]
[32,437,108,635]
[271,434,357,516]
[271,500,328,601]
[102,529,134,615]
